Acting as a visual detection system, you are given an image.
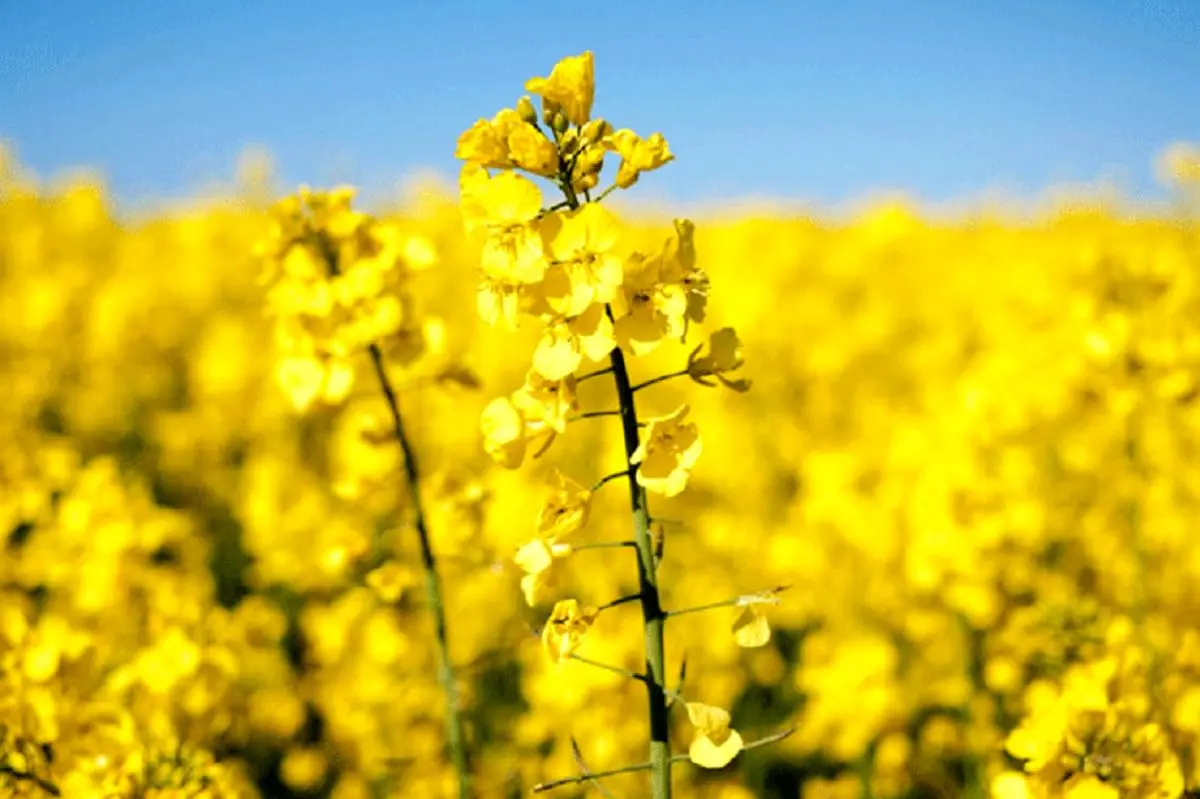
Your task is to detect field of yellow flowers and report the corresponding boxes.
[4,52,1200,799]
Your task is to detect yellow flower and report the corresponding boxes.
[732,605,771,648]
[535,469,593,539]
[511,370,579,435]
[541,599,597,663]
[507,122,559,177]
[454,107,523,169]
[540,204,624,317]
[525,51,595,127]
[514,538,572,606]
[532,304,616,380]
[631,404,702,497]
[688,327,751,392]
[459,165,547,284]
[686,702,744,768]
[613,220,708,355]
[480,396,528,468]
[605,129,674,189]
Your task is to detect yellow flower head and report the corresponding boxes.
[688,327,751,392]
[605,128,674,189]
[540,203,625,317]
[732,605,771,648]
[525,51,595,128]
[535,469,593,539]
[686,702,744,768]
[454,107,523,170]
[631,404,702,497]
[514,537,573,606]
[511,369,579,435]
[480,396,528,468]
[459,166,547,284]
[532,306,616,380]
[541,599,597,663]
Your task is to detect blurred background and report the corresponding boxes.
[3,3,1200,799]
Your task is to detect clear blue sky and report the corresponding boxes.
[2,0,1197,207]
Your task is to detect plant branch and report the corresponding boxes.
[571,739,619,799]
[664,584,790,620]
[368,344,471,799]
[576,366,614,383]
[597,592,643,612]
[591,469,631,492]
[572,540,637,553]
[632,370,689,393]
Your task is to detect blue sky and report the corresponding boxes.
[1,1,1197,208]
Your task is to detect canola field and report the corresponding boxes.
[3,52,1200,799]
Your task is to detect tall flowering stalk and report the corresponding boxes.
[457,52,787,798]
[256,192,471,798]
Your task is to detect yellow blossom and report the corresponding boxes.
[686,702,744,768]
[631,404,702,497]
[605,129,674,189]
[541,599,597,663]
[525,51,595,127]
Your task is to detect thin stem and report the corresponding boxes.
[570,653,647,682]
[607,327,672,799]
[632,370,689,394]
[593,184,619,204]
[591,469,631,492]
[571,739,619,799]
[533,727,798,793]
[597,592,643,612]
[576,366,614,383]
[572,540,636,552]
[569,655,686,705]
[570,410,622,421]
[367,344,471,799]
[665,585,789,620]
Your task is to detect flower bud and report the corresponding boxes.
[581,119,612,146]
[517,96,538,126]
[541,97,563,127]
[552,111,569,135]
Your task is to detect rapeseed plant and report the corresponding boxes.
[456,51,788,798]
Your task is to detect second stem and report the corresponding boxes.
[368,343,471,799]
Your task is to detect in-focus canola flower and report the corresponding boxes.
[632,404,703,498]
[541,598,598,663]
[456,50,780,799]
[686,702,744,769]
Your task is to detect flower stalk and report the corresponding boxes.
[367,344,471,799]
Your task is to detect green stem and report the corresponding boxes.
[632,369,689,393]
[570,654,687,704]
[576,366,614,383]
[569,410,623,421]
[597,592,643,612]
[368,344,471,799]
[608,334,672,799]
[571,540,636,552]
[665,584,789,619]
[591,469,631,492]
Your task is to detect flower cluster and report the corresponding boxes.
[456,52,778,796]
